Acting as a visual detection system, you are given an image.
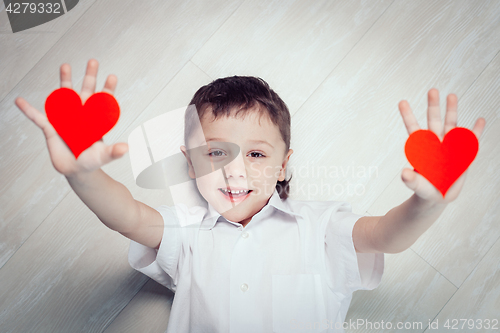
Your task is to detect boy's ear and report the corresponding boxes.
[180,145,196,179]
[278,148,293,181]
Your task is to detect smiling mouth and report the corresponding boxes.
[218,188,252,198]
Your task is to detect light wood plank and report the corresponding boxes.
[103,279,174,333]
[192,0,393,113]
[347,250,456,333]
[0,0,98,101]
[0,189,148,332]
[287,0,500,215]
[0,0,242,269]
[426,235,500,332]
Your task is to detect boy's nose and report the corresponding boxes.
[223,151,247,179]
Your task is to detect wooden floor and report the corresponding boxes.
[1,0,499,332]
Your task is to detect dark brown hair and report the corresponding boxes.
[185,76,292,200]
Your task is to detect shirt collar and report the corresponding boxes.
[200,188,303,230]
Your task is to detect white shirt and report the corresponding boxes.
[128,189,384,333]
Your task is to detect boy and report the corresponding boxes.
[16,59,485,332]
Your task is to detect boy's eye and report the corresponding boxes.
[208,150,226,157]
[248,152,265,158]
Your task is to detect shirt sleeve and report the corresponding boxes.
[324,202,384,295]
[128,204,182,292]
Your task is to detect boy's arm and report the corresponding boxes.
[16,59,163,250]
[353,195,447,253]
[353,88,485,254]
[67,169,163,249]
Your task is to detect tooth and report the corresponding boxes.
[222,189,249,195]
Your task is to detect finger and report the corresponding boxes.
[102,74,118,95]
[81,59,99,102]
[16,97,50,129]
[101,143,129,165]
[401,168,433,198]
[60,63,72,89]
[401,168,418,191]
[472,117,486,140]
[427,88,442,137]
[398,100,420,134]
[443,93,458,134]
[111,142,129,159]
[15,97,58,139]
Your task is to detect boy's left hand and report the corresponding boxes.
[398,88,486,204]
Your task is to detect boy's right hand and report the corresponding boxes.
[15,59,129,178]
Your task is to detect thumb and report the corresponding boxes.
[401,167,419,192]
[110,142,129,160]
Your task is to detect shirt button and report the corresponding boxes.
[241,231,249,238]
[240,283,249,292]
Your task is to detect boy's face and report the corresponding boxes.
[181,105,293,226]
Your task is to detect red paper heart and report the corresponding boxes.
[45,88,120,158]
[404,128,478,197]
